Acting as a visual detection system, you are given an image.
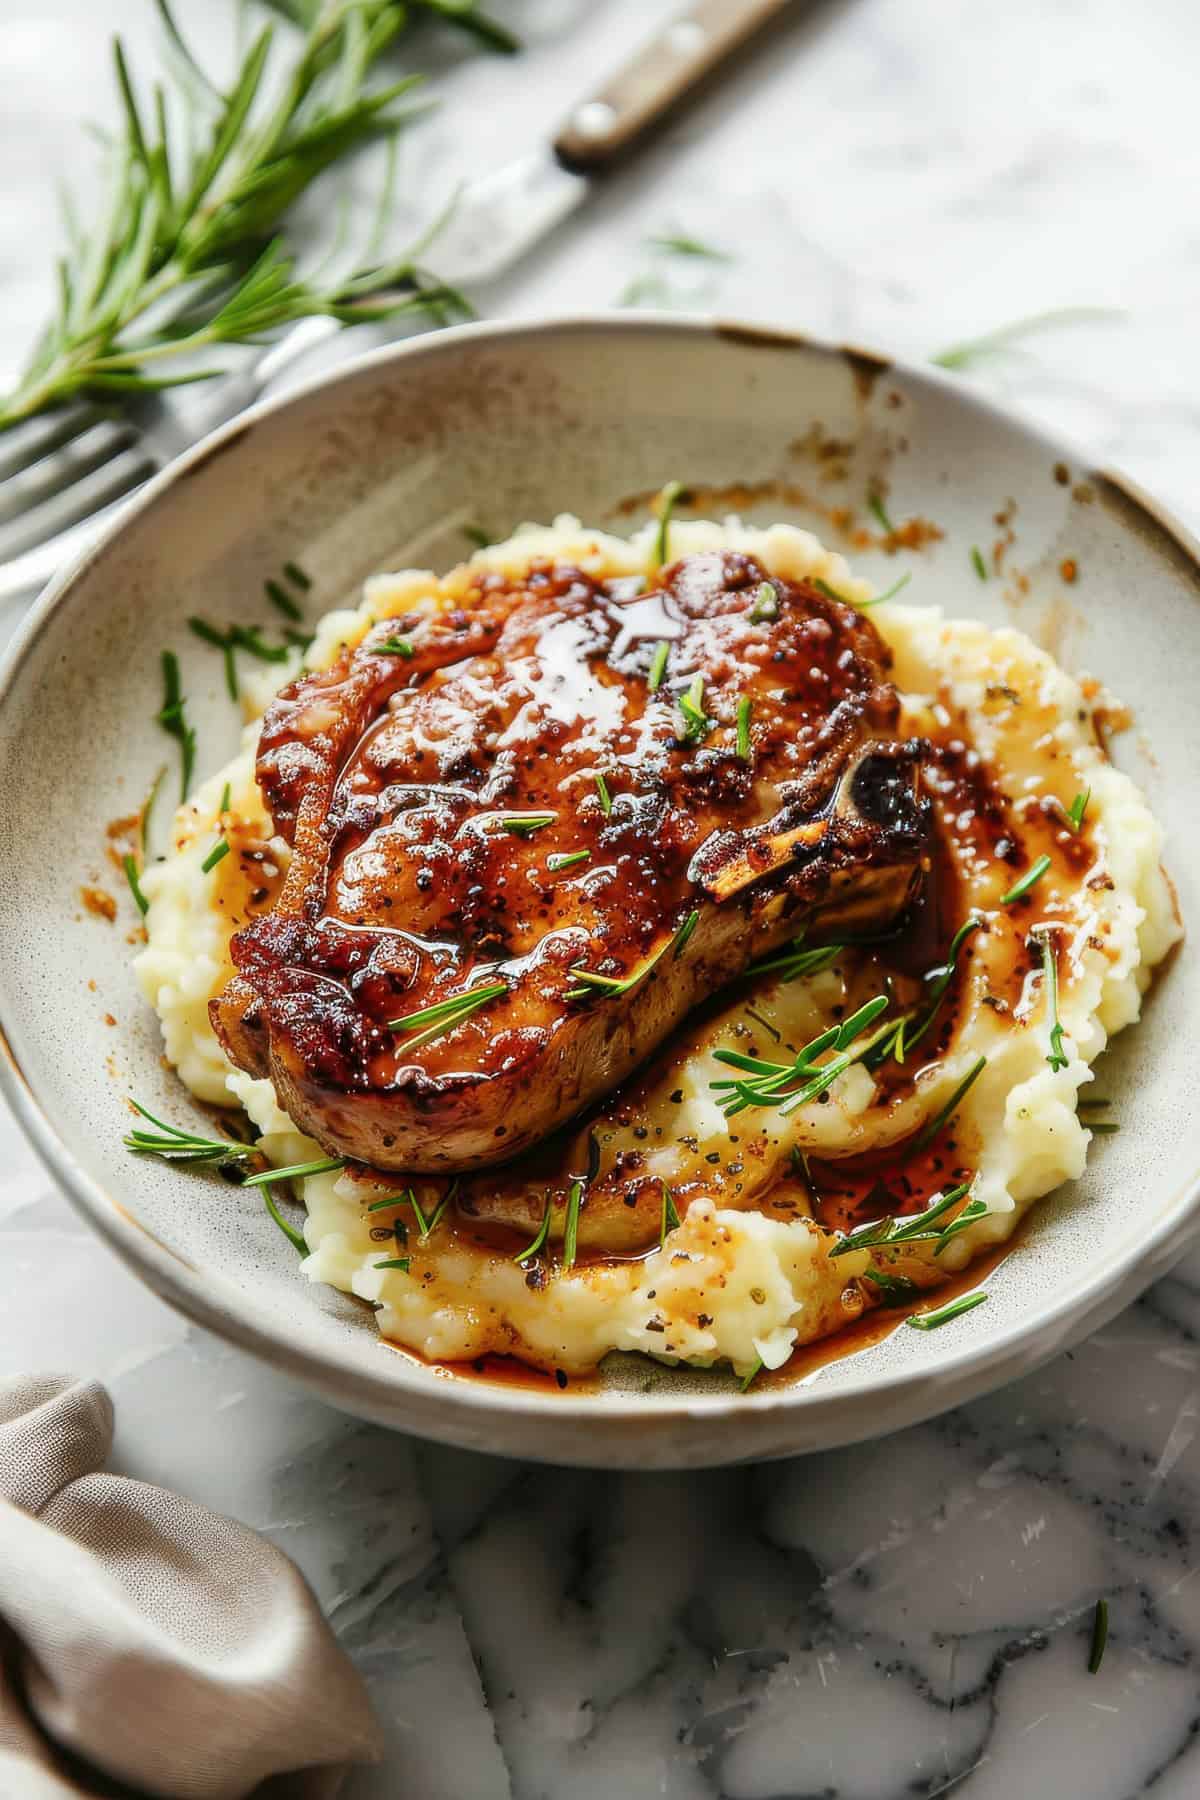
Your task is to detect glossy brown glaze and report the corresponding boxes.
[212,551,930,1169]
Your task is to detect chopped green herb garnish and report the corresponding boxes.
[971,546,988,581]
[373,1257,411,1272]
[1089,1121,1120,1135]
[201,838,230,874]
[931,308,1119,371]
[284,627,316,654]
[229,624,290,663]
[654,480,687,567]
[140,765,166,856]
[648,640,670,691]
[912,1056,988,1152]
[746,939,843,983]
[283,561,311,592]
[739,1357,764,1392]
[123,1100,253,1168]
[422,1181,457,1239]
[812,577,850,607]
[463,523,492,550]
[377,636,415,658]
[748,581,778,623]
[594,772,613,816]
[547,850,591,872]
[242,1156,346,1188]
[673,910,699,959]
[862,1268,922,1305]
[865,573,913,607]
[831,1179,975,1260]
[868,491,895,535]
[265,578,302,621]
[513,1198,552,1264]
[1088,1597,1108,1673]
[999,854,1051,905]
[500,812,556,838]
[218,781,231,816]
[189,616,239,700]
[677,673,711,745]
[367,1191,416,1215]
[648,233,731,262]
[1031,926,1069,1072]
[1064,788,1090,832]
[893,916,981,1062]
[157,651,195,800]
[122,853,149,916]
[262,1180,307,1255]
[736,695,752,760]
[906,1290,988,1330]
[660,1182,681,1247]
[1079,1096,1110,1109]
[388,981,509,1051]
[562,1179,584,1272]
[711,996,894,1118]
[933,1197,991,1254]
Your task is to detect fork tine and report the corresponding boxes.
[0,420,141,526]
[0,401,116,480]
[0,444,159,562]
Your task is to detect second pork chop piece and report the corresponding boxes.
[211,547,930,1171]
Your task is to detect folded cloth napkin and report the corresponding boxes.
[0,1373,382,1799]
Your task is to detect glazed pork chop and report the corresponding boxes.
[211,549,930,1171]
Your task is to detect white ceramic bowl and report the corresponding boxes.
[0,316,1195,1468]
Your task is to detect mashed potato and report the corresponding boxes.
[134,518,1180,1379]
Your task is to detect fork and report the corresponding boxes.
[0,0,791,606]
[0,318,342,606]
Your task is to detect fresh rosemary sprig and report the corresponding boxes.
[931,307,1119,372]
[594,773,613,816]
[157,651,195,801]
[262,1180,308,1255]
[1031,926,1070,1071]
[748,581,777,623]
[377,636,415,658]
[745,939,844,983]
[677,674,711,745]
[123,1099,253,1167]
[1062,789,1090,832]
[568,913,698,1002]
[648,233,731,261]
[562,1180,584,1271]
[867,491,894,535]
[201,837,231,874]
[654,481,687,567]
[711,995,894,1118]
[814,573,911,611]
[242,1155,346,1187]
[500,812,556,838]
[906,1290,988,1330]
[736,696,753,760]
[0,0,477,429]
[1088,1597,1109,1674]
[890,915,981,1062]
[740,1357,764,1392]
[547,850,590,873]
[218,781,231,815]
[971,547,988,581]
[648,641,670,691]
[122,853,150,916]
[1000,854,1051,905]
[911,1055,988,1152]
[141,765,166,855]
[830,1179,975,1259]
[513,1197,552,1264]
[862,1267,922,1305]
[659,1181,681,1247]
[388,980,508,1050]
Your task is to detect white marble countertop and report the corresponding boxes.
[5,2,1200,1794]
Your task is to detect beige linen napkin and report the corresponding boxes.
[0,1373,382,1799]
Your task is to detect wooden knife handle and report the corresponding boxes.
[554,0,794,173]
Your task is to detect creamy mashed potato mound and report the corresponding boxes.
[135,517,1180,1379]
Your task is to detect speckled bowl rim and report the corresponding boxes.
[1,312,1197,1455]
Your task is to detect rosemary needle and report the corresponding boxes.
[999,854,1051,905]
[654,481,687,567]
[122,853,149,916]
[906,1290,989,1330]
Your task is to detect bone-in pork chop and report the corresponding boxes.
[211,550,929,1170]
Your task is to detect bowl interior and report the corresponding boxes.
[1,317,1197,1466]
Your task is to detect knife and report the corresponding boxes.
[429,0,795,288]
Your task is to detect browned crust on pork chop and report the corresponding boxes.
[211,549,930,1170]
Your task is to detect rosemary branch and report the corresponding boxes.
[0,0,501,429]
